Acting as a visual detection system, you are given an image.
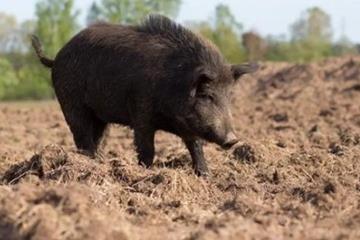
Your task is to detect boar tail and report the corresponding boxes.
[31,35,54,68]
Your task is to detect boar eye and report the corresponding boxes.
[190,70,214,99]
[197,93,214,102]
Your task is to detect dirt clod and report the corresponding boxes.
[270,113,288,122]
[232,144,256,163]
[329,143,345,156]
[324,182,336,194]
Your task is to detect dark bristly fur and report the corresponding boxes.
[32,14,258,176]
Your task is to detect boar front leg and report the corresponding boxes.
[134,127,155,168]
[184,139,209,176]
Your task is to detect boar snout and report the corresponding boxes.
[222,132,239,149]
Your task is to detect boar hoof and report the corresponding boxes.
[139,160,153,169]
[194,166,209,177]
[76,149,96,158]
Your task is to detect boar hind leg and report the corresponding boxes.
[62,105,100,156]
[184,139,209,176]
[134,127,155,168]
[92,118,107,149]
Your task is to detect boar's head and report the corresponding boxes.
[147,15,258,148]
[181,62,258,149]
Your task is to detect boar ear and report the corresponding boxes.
[190,70,215,98]
[231,62,259,80]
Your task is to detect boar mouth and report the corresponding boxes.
[221,139,239,150]
[221,132,239,149]
[199,131,238,150]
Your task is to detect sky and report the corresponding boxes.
[0,0,360,42]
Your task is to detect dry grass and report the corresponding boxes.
[0,57,360,240]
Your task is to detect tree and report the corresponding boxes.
[0,13,35,72]
[0,57,19,99]
[0,12,38,100]
[35,0,79,58]
[291,7,332,43]
[87,2,103,25]
[355,44,360,54]
[289,7,333,61]
[264,35,291,61]
[332,36,357,56]
[94,0,182,24]
[32,0,79,92]
[242,31,267,61]
[145,0,182,17]
[190,4,246,63]
[0,12,19,53]
[213,4,242,35]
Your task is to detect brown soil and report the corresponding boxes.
[0,57,360,240]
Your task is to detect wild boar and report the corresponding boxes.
[31,14,257,176]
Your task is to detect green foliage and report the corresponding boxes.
[288,7,333,62]
[31,0,79,93]
[332,36,357,56]
[242,32,267,61]
[35,0,79,58]
[0,55,53,100]
[0,12,48,100]
[0,57,18,99]
[291,7,332,43]
[265,7,337,63]
[92,0,182,24]
[264,36,289,62]
[0,12,20,53]
[0,1,79,100]
[190,4,246,63]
